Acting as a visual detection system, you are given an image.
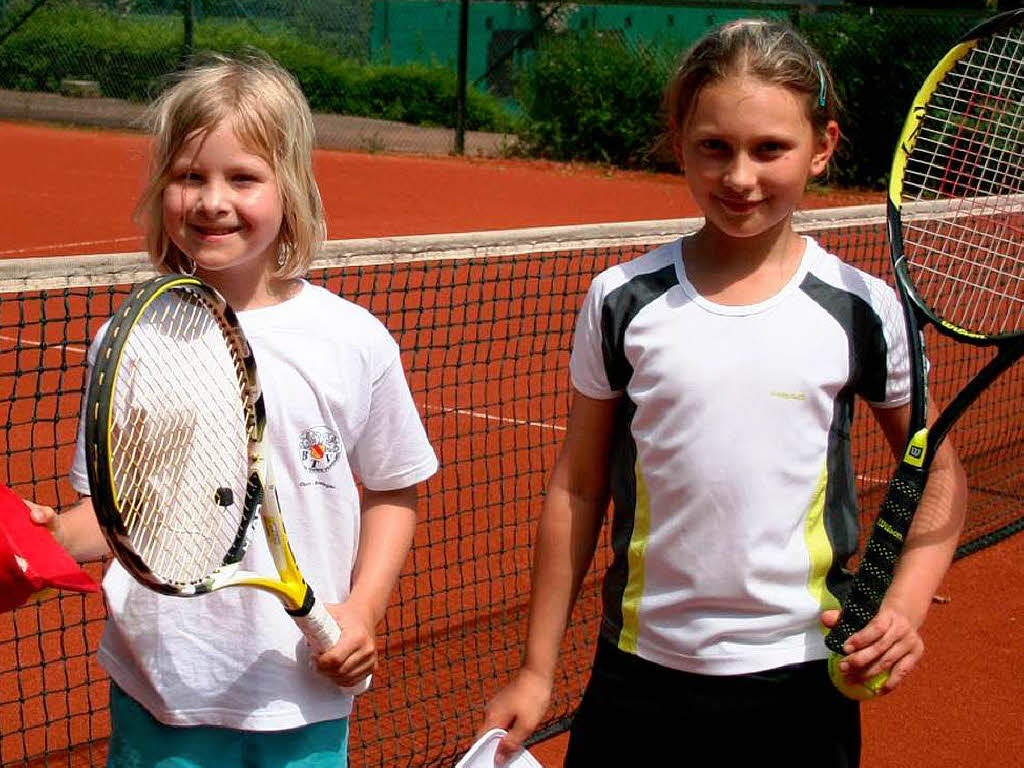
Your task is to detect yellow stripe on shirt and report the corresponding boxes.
[618,457,652,654]
[805,463,842,626]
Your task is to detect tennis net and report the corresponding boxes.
[2,203,1022,767]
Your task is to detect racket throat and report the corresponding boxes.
[283,586,317,617]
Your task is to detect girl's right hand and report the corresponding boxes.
[479,668,553,765]
[18,497,108,563]
[23,499,58,532]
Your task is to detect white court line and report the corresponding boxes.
[0,342,911,469]
[0,236,142,258]
[0,334,87,355]
[0,356,913,488]
[422,402,566,432]
[422,406,909,466]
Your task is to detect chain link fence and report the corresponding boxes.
[0,0,515,155]
[0,1,996,169]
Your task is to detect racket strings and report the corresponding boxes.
[901,24,1024,337]
[110,290,251,587]
[113,405,196,556]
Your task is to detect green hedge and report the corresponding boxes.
[511,10,990,186]
[802,9,986,188]
[513,32,672,167]
[0,2,992,181]
[0,1,511,132]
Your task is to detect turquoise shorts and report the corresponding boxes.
[107,684,349,768]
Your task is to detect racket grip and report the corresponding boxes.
[824,460,926,654]
[294,599,373,696]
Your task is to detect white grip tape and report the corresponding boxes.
[296,598,342,651]
[294,599,373,696]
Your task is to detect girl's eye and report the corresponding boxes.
[758,142,788,156]
[699,139,731,155]
[172,171,202,184]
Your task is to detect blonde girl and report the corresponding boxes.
[29,51,438,767]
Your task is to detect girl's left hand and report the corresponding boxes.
[313,601,377,689]
[820,603,924,695]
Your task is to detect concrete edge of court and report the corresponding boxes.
[0,87,516,158]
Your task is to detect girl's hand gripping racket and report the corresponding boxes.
[85,274,370,695]
[824,8,1024,699]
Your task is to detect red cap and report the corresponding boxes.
[0,484,98,612]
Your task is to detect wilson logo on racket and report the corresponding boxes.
[938,320,985,340]
[875,519,904,543]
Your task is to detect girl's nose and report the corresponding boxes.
[194,178,230,216]
[723,153,756,190]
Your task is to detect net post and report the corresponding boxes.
[454,0,470,155]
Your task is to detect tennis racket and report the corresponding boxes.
[824,8,1024,699]
[85,273,370,695]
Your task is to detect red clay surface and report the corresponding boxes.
[2,118,1018,768]
[0,121,882,258]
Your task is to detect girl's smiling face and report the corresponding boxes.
[162,119,284,293]
[677,74,838,241]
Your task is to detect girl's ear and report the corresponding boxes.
[809,120,840,177]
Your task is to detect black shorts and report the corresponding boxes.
[565,637,860,767]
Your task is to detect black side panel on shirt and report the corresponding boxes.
[597,263,679,642]
[800,272,889,404]
[800,272,891,601]
[599,263,678,391]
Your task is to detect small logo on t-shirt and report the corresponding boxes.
[769,390,807,401]
[299,426,341,473]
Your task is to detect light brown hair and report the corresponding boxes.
[664,19,840,151]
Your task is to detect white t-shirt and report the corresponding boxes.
[71,281,438,729]
[570,237,912,676]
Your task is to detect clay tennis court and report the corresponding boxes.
[1,120,1021,768]
[0,121,885,257]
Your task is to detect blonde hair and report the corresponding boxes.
[664,19,840,150]
[134,49,325,278]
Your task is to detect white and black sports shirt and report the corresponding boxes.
[570,237,912,676]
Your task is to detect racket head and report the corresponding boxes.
[825,10,1024,690]
[888,9,1024,344]
[85,274,263,595]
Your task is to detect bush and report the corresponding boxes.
[510,10,990,184]
[0,3,179,99]
[801,9,987,188]
[513,32,672,167]
[0,1,511,132]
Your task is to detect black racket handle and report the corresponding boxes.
[824,461,926,654]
